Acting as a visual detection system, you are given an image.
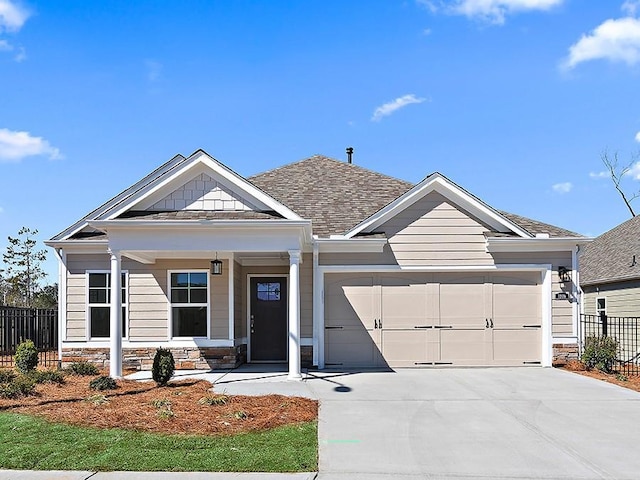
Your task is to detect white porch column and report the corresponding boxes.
[109,249,123,378]
[288,250,302,381]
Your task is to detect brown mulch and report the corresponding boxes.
[559,360,640,393]
[0,373,318,436]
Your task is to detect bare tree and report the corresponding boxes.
[601,150,640,218]
[2,227,48,307]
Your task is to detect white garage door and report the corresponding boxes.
[324,272,541,368]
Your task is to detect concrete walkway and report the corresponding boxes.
[4,366,640,479]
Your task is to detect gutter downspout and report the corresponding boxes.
[312,240,320,367]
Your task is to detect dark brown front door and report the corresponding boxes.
[250,277,287,361]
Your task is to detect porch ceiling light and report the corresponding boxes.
[211,254,223,275]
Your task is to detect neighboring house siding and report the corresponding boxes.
[583,281,640,316]
[380,192,494,266]
[492,251,574,337]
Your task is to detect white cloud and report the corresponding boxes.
[0,206,4,214]
[421,0,564,25]
[145,59,162,82]
[563,17,640,69]
[622,0,640,16]
[589,170,610,179]
[624,161,640,179]
[552,182,572,193]
[0,38,9,50]
[0,38,25,61]
[0,128,62,162]
[635,131,640,142]
[371,94,427,122]
[0,0,29,32]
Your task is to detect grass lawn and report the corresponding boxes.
[0,413,317,472]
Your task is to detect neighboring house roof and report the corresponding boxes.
[118,210,283,220]
[249,155,579,239]
[581,214,640,286]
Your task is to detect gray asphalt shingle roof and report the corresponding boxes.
[580,214,640,286]
[249,155,579,239]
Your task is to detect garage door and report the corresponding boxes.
[324,272,541,368]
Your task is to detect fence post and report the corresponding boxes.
[600,311,608,337]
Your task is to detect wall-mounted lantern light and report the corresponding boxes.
[211,253,223,276]
[558,266,571,283]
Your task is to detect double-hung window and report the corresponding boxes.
[87,272,127,339]
[170,271,208,337]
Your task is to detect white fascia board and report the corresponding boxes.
[89,220,312,254]
[315,238,387,253]
[44,240,109,254]
[344,174,532,239]
[486,237,593,253]
[49,154,187,241]
[104,151,303,222]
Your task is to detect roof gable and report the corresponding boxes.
[343,172,532,239]
[52,150,301,241]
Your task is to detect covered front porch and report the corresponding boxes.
[85,218,313,381]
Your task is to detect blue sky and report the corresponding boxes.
[2,0,640,282]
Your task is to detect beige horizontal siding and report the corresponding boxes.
[382,192,494,267]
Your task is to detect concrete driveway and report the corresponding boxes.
[303,367,640,480]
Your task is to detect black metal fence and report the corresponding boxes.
[581,314,640,375]
[0,306,58,368]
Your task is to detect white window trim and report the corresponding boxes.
[85,270,129,341]
[596,297,607,315]
[167,269,211,340]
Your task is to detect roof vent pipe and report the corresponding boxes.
[346,147,354,164]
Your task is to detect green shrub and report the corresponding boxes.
[15,340,38,374]
[582,336,618,373]
[67,361,99,376]
[0,375,36,398]
[152,348,175,386]
[84,394,109,406]
[0,369,16,383]
[30,369,65,385]
[89,376,117,391]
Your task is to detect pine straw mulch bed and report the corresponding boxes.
[0,372,318,436]
[560,360,640,393]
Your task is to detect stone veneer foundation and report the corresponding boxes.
[62,344,315,371]
[552,343,579,366]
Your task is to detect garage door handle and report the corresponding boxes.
[414,325,431,329]
[434,325,452,329]
[325,326,343,330]
[523,324,541,328]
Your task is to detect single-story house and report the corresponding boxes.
[581,214,640,316]
[46,150,590,379]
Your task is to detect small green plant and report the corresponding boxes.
[15,340,38,374]
[152,348,175,386]
[0,369,16,383]
[89,376,117,391]
[67,361,99,376]
[233,410,247,420]
[0,375,36,399]
[582,336,618,373]
[151,398,172,409]
[616,373,629,382]
[85,393,109,405]
[29,369,65,385]
[157,408,175,419]
[198,394,229,406]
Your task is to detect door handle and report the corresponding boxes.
[379,319,382,328]
[486,319,489,328]
[374,319,378,329]
[490,319,494,328]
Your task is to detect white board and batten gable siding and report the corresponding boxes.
[144,173,260,212]
[379,191,494,267]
